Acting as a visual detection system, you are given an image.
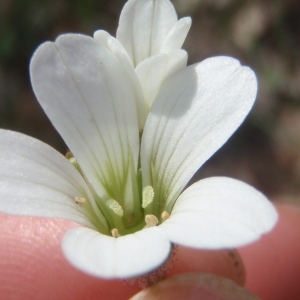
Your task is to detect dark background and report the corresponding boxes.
[0,0,299,204]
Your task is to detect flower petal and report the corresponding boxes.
[163,50,188,78]
[160,177,277,248]
[0,130,108,233]
[136,54,168,111]
[116,0,178,66]
[161,17,192,54]
[136,50,187,110]
[93,30,147,130]
[30,34,140,210]
[62,226,171,278]
[141,56,257,209]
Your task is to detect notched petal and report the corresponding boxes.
[117,0,178,66]
[94,30,147,129]
[141,56,257,207]
[30,33,140,203]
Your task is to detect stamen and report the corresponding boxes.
[145,214,158,228]
[161,211,170,221]
[65,150,73,159]
[111,228,120,238]
[66,151,80,171]
[106,199,124,217]
[75,196,86,206]
[69,157,78,166]
[142,186,154,208]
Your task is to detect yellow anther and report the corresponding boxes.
[145,214,159,228]
[161,211,170,221]
[65,150,73,159]
[69,157,77,165]
[111,228,120,238]
[142,186,154,208]
[106,199,124,217]
[75,197,86,206]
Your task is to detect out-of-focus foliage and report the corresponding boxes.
[0,0,299,203]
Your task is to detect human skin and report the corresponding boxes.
[0,215,244,299]
[130,273,259,300]
[0,203,299,299]
[239,203,300,300]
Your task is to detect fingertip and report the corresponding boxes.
[166,245,245,285]
[0,214,140,300]
[238,203,300,300]
[130,273,258,300]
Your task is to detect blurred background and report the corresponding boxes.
[0,0,299,204]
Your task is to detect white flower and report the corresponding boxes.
[0,0,277,279]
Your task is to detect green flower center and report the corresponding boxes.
[66,151,169,237]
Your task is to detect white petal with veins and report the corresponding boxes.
[30,34,140,209]
[94,30,147,129]
[0,130,107,232]
[62,226,171,278]
[116,0,178,66]
[141,56,257,209]
[160,177,278,248]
